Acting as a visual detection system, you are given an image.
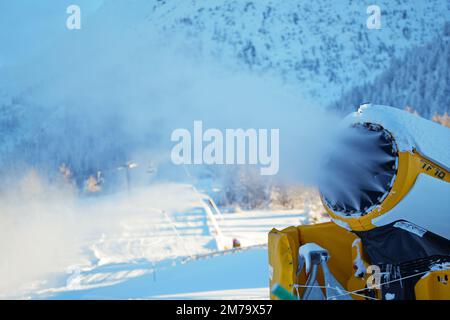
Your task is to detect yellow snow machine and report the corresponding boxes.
[269,104,450,300]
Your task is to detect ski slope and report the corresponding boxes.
[39,247,269,300]
[14,183,325,300]
[220,209,326,247]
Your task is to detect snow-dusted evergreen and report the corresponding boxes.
[142,0,450,104]
[330,22,450,118]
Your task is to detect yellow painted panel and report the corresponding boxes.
[268,226,299,299]
[269,222,369,300]
[415,270,450,300]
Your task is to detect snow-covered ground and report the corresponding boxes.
[220,209,325,248]
[12,183,326,300]
[38,246,269,300]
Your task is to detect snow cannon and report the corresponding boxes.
[319,104,450,239]
[268,105,450,300]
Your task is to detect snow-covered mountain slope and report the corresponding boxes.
[2,0,449,104]
[330,25,450,117]
[109,0,449,105]
[1,1,448,180]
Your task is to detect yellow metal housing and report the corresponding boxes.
[268,222,372,300]
[268,222,450,300]
[415,269,450,300]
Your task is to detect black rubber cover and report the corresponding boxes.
[353,220,450,300]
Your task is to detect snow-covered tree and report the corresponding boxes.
[330,22,450,119]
